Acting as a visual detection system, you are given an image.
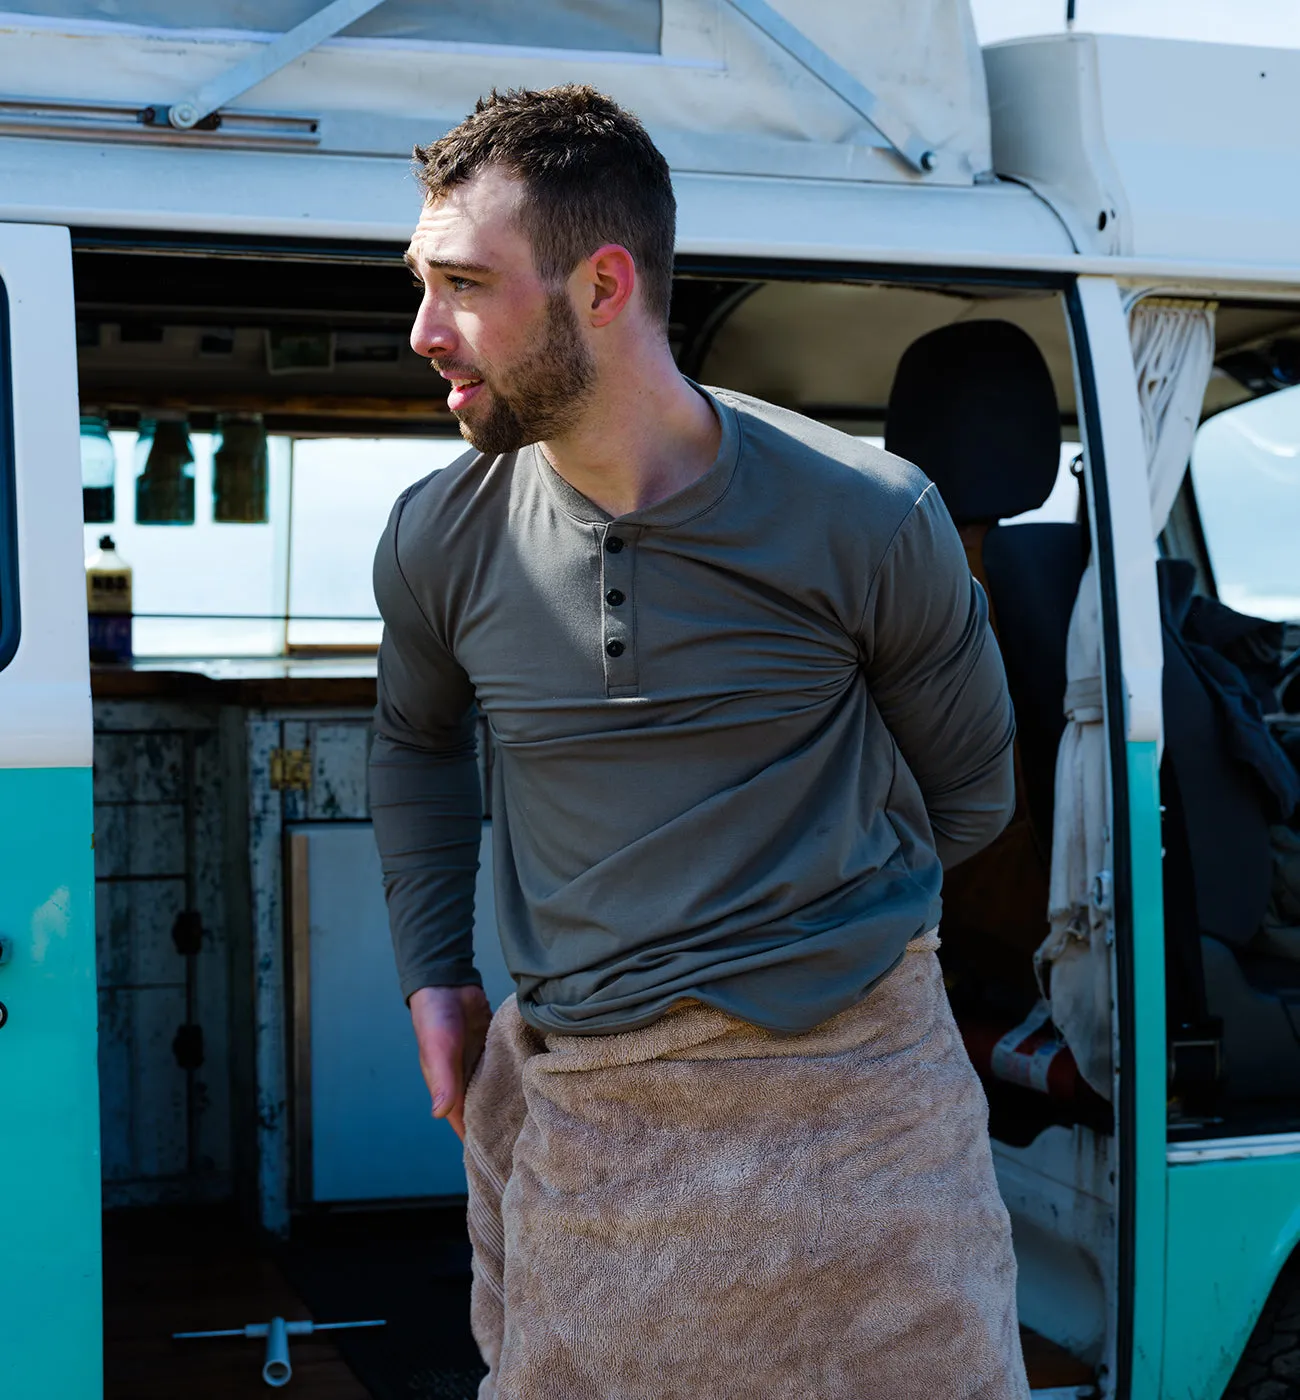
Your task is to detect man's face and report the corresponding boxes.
[405,168,594,454]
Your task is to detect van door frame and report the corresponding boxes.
[0,221,100,1400]
[67,234,1157,1393]
[1065,276,1167,1400]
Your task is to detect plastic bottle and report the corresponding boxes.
[85,534,133,664]
[80,413,115,524]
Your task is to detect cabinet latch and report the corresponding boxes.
[270,748,312,791]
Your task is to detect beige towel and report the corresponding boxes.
[463,934,1029,1399]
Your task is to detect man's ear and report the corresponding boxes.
[583,244,637,328]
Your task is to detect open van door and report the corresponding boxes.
[0,223,100,1396]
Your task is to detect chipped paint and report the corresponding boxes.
[93,702,231,1207]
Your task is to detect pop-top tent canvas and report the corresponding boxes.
[0,0,992,185]
[6,0,666,50]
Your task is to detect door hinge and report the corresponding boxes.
[270,748,312,791]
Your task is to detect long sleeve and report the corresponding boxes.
[369,488,484,1002]
[859,483,1016,870]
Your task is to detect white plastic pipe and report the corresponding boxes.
[262,1316,292,1387]
[173,1315,386,1388]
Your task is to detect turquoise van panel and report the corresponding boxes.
[1129,740,1169,1400]
[1163,1157,1300,1400]
[0,766,101,1399]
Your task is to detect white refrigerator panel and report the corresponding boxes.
[295,820,512,1202]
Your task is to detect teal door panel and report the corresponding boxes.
[0,766,101,1399]
[1163,1156,1300,1400]
[1129,739,1169,1399]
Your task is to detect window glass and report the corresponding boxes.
[287,437,467,649]
[1001,443,1081,527]
[83,431,466,657]
[84,431,288,656]
[1190,385,1300,622]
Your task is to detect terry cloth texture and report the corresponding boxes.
[462,933,1029,1400]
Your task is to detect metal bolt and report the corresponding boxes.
[919,151,938,173]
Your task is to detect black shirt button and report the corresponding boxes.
[605,589,625,607]
[605,639,625,658]
[605,535,625,553]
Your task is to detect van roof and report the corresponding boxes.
[0,11,1298,290]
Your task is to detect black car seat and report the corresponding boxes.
[885,320,1087,994]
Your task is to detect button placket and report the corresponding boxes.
[599,524,638,695]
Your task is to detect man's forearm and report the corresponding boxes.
[924,730,1017,870]
[369,731,484,1000]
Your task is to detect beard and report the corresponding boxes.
[444,291,596,456]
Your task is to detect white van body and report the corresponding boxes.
[2,6,1300,1398]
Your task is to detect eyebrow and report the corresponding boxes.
[403,250,494,276]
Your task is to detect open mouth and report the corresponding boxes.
[444,377,484,412]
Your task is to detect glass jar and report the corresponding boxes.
[212,412,269,523]
[134,415,195,525]
[80,413,115,523]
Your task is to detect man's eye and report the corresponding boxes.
[448,276,476,292]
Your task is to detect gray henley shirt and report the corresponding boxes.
[370,386,1015,1035]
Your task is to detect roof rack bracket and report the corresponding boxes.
[165,0,389,130]
[720,0,940,175]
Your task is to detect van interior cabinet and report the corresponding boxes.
[89,674,512,1221]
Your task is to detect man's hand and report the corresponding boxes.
[408,984,492,1143]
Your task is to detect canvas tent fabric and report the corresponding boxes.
[0,1,993,184]
[0,0,662,51]
[1037,298,1215,1099]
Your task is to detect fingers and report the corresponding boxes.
[424,1030,465,1123]
[408,984,491,1144]
[409,986,467,1124]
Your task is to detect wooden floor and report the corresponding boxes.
[103,1208,368,1400]
[1022,1327,1097,1389]
[104,1206,1094,1397]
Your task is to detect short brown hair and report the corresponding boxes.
[414,85,675,328]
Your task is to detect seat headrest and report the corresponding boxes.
[885,320,1061,524]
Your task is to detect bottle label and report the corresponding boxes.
[86,570,133,614]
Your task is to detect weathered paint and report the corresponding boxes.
[0,765,101,1398]
[307,721,372,820]
[93,703,232,1206]
[1128,739,1168,1400]
[248,716,291,1236]
[1163,1155,1300,1400]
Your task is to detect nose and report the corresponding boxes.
[410,294,457,361]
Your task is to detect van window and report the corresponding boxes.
[287,438,464,651]
[0,277,18,671]
[82,429,464,657]
[1191,384,1300,622]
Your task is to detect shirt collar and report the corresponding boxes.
[531,381,740,528]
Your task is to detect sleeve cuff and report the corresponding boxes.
[400,964,484,1004]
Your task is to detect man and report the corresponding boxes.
[371,85,1027,1399]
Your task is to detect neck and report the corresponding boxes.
[538,337,721,518]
